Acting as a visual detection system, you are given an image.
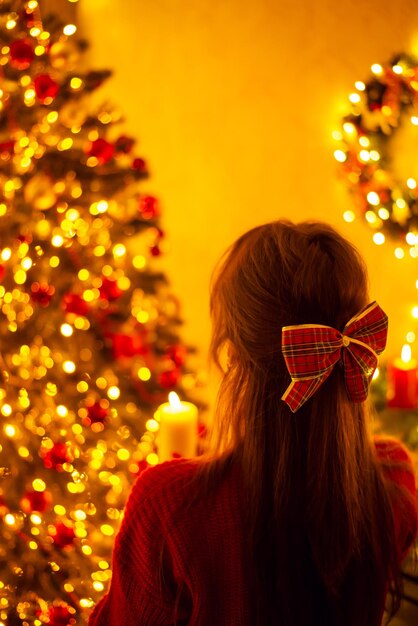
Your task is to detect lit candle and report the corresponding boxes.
[387,344,418,409]
[156,392,198,462]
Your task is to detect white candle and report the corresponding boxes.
[156,392,198,462]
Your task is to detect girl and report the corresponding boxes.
[89,220,417,626]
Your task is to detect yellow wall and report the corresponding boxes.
[77,0,418,406]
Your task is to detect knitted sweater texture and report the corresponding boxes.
[88,438,417,626]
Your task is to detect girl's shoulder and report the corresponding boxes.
[373,435,416,492]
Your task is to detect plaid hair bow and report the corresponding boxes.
[281,301,388,413]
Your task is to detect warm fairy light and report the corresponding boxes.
[406,232,417,245]
[30,514,42,525]
[333,149,346,163]
[137,367,151,381]
[147,452,159,465]
[4,424,15,437]
[4,514,15,526]
[113,244,126,257]
[56,405,68,417]
[117,448,130,461]
[372,367,379,381]
[50,256,60,267]
[107,386,120,400]
[411,116,418,126]
[51,234,64,247]
[365,211,377,225]
[33,479,46,492]
[407,177,417,190]
[394,247,405,259]
[1,404,12,417]
[359,137,370,148]
[146,418,159,432]
[54,505,66,515]
[343,122,355,134]
[377,208,389,220]
[406,331,416,343]
[28,1,38,9]
[392,64,403,74]
[355,81,366,91]
[373,232,385,245]
[401,344,412,363]
[1,248,11,261]
[63,24,77,36]
[60,323,73,337]
[348,93,361,104]
[367,191,380,206]
[412,306,418,319]
[369,150,380,161]
[371,63,383,75]
[63,360,76,373]
[359,150,370,162]
[6,19,17,30]
[133,255,147,269]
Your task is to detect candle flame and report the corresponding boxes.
[168,391,182,409]
[401,344,412,364]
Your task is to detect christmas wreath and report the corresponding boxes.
[334,53,418,255]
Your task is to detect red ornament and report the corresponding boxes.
[31,282,55,307]
[166,344,187,366]
[111,333,147,358]
[63,293,89,316]
[115,135,135,154]
[99,277,122,301]
[150,245,161,257]
[86,138,114,165]
[158,368,180,389]
[139,195,159,220]
[86,400,109,425]
[0,141,15,157]
[9,39,34,70]
[49,522,76,549]
[47,605,76,626]
[41,442,72,470]
[34,74,60,102]
[132,157,147,172]
[20,489,52,513]
[0,265,5,281]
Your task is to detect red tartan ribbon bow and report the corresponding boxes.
[281,301,388,413]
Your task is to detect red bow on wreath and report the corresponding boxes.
[281,301,388,413]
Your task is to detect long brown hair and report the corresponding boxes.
[202,220,407,626]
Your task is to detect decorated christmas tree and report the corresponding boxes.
[0,1,202,623]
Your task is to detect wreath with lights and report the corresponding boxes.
[334,53,418,255]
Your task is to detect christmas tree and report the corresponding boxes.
[0,1,201,623]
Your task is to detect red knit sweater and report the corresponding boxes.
[88,438,417,626]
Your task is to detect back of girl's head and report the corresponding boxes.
[210,220,368,429]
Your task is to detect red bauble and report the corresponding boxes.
[86,138,114,164]
[166,344,187,366]
[47,605,76,626]
[115,135,135,154]
[30,282,55,307]
[139,195,159,220]
[86,400,108,425]
[41,443,72,470]
[0,141,15,157]
[150,245,161,257]
[20,489,52,513]
[99,277,122,301]
[131,157,147,171]
[158,368,180,389]
[34,74,59,102]
[111,333,146,358]
[0,265,5,281]
[10,39,34,70]
[63,293,89,316]
[50,522,75,549]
